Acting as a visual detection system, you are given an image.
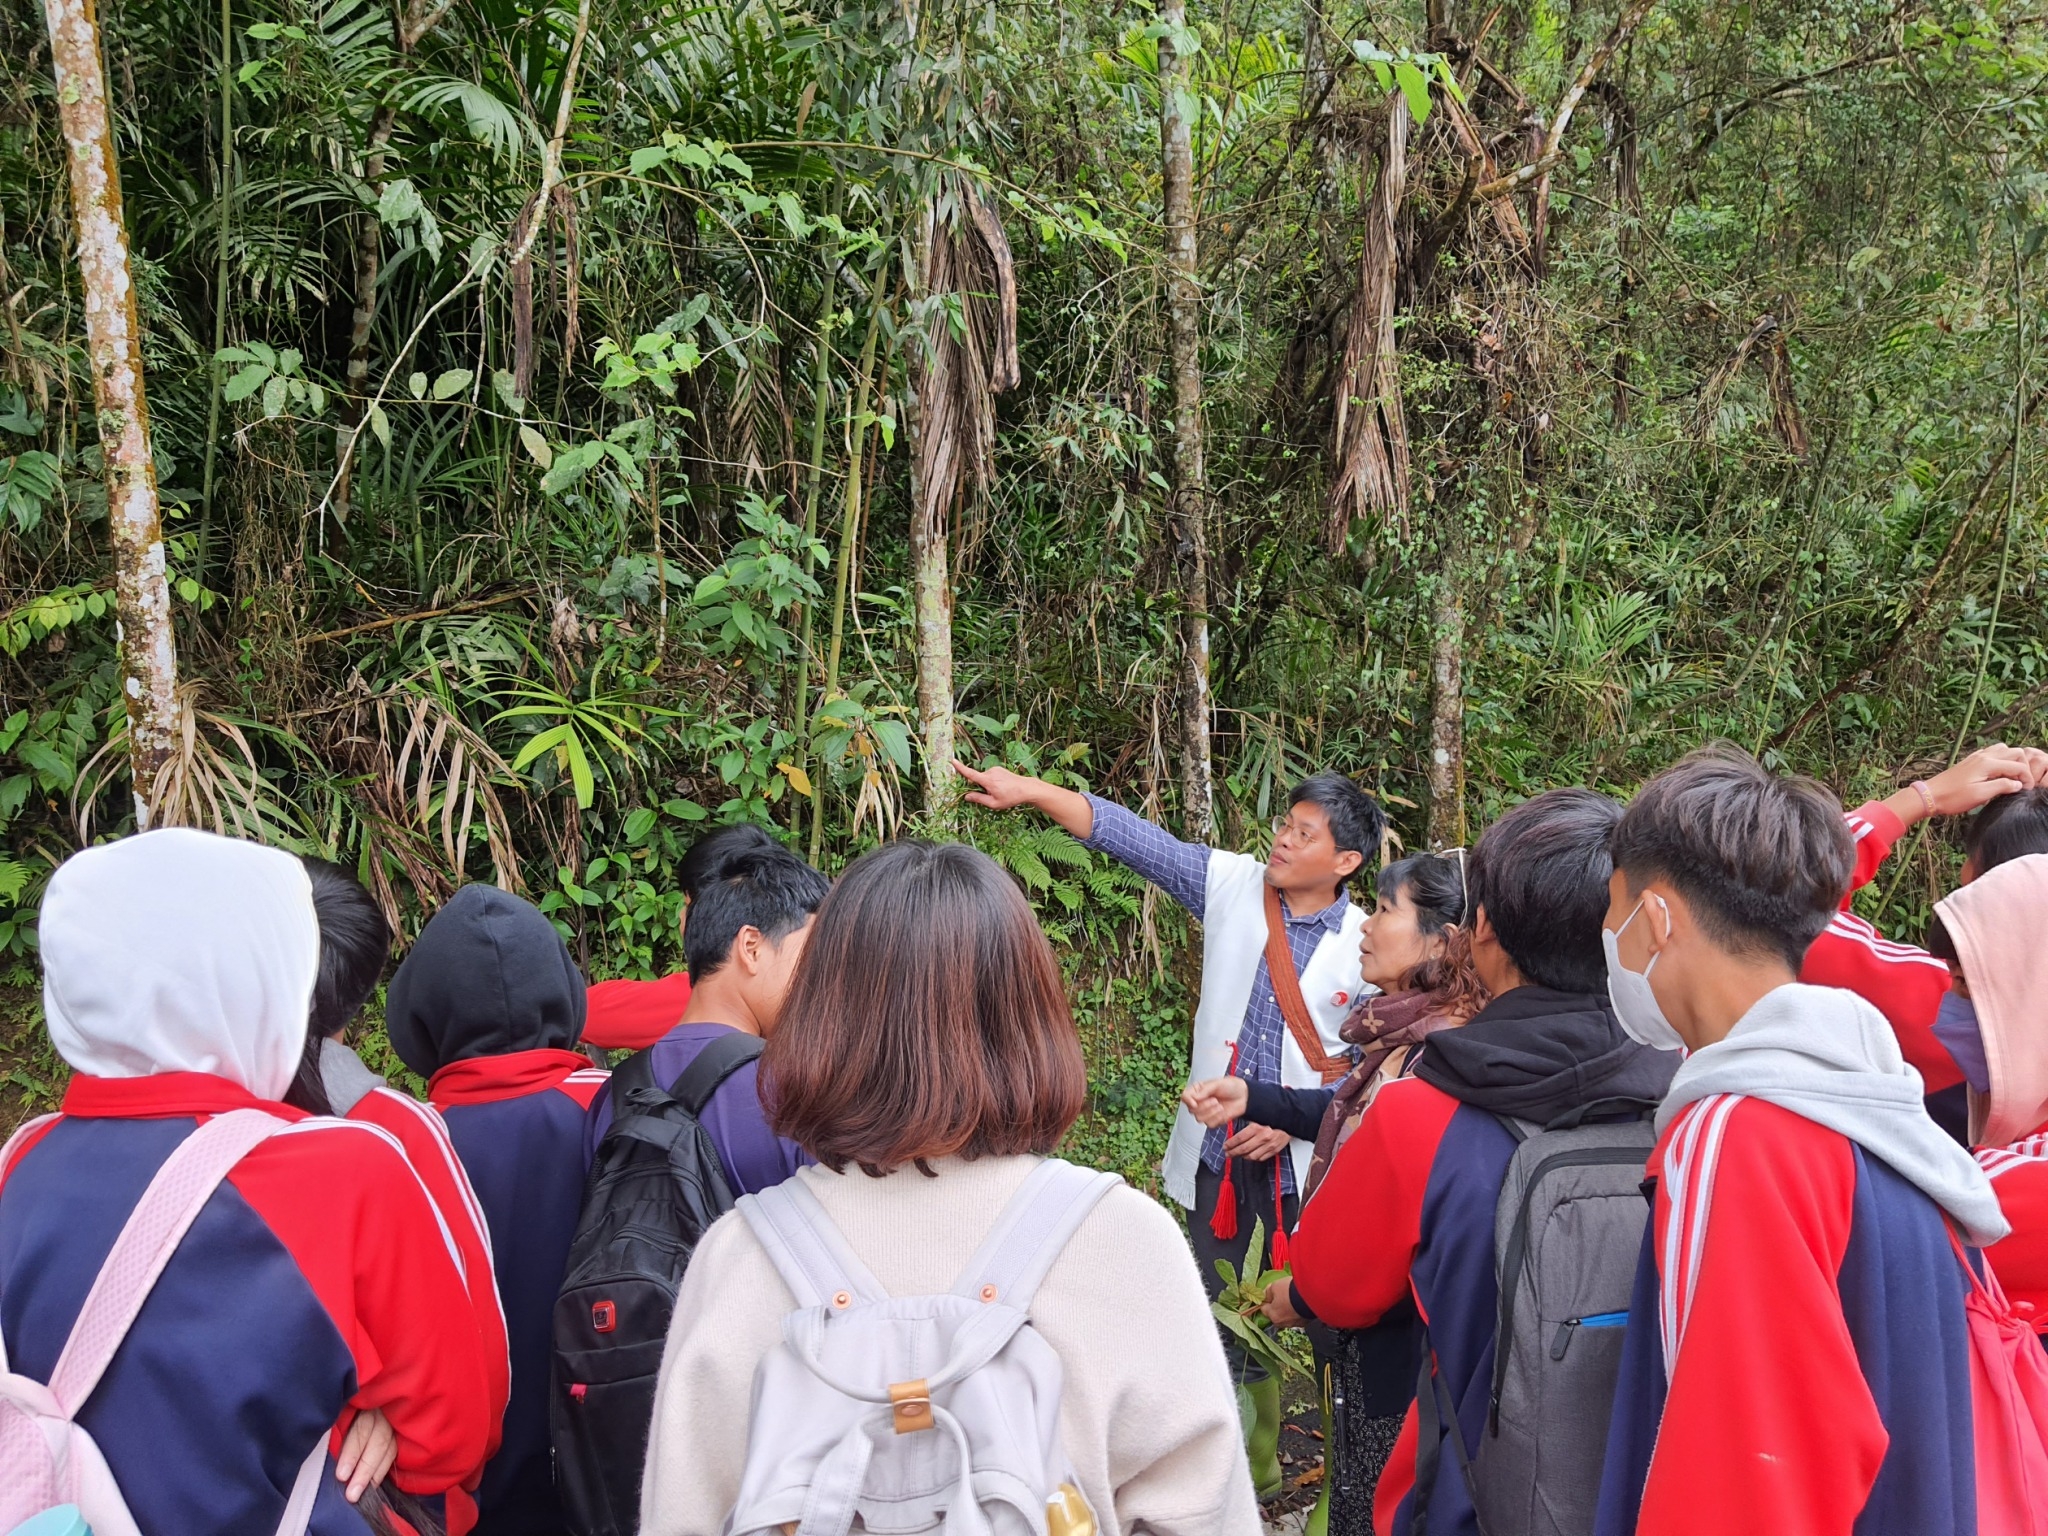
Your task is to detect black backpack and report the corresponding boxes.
[552,1031,765,1536]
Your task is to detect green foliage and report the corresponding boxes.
[1210,1218,1316,1385]
[3,0,2047,1143]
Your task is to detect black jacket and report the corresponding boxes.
[1411,984,1676,1128]
[384,883,587,1078]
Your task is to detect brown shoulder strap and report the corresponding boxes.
[1262,884,1351,1085]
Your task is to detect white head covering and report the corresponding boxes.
[41,827,319,1100]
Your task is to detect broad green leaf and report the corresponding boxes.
[1394,60,1432,125]
[518,425,553,468]
[261,374,289,418]
[431,368,473,401]
[628,144,669,175]
[367,403,391,447]
[408,371,429,399]
[223,363,270,402]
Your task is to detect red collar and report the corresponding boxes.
[61,1073,309,1121]
[428,1048,595,1108]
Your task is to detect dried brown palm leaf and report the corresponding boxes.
[1328,95,1412,549]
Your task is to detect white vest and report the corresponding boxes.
[1161,850,1368,1209]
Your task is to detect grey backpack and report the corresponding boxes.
[725,1159,1122,1536]
[1416,1116,1656,1536]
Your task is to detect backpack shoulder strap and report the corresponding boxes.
[952,1159,1123,1312]
[737,1177,888,1310]
[607,1043,662,1109]
[668,1032,765,1117]
[48,1108,289,1415]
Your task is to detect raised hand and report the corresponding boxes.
[952,758,1097,838]
[953,758,1047,812]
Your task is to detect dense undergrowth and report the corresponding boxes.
[3,0,2045,1165]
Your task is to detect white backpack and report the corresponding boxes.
[0,1109,329,1536]
[726,1159,1121,1536]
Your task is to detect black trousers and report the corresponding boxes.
[1191,1160,1300,1385]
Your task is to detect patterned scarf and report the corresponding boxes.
[1303,987,1471,1199]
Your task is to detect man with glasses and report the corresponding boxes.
[955,755,1383,1497]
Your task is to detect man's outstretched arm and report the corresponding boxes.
[956,759,1211,918]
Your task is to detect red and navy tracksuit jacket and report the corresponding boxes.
[346,1079,512,1488]
[0,1073,495,1536]
[1802,802,1960,1093]
[429,1049,607,1536]
[1594,1096,1976,1536]
[1294,1075,1520,1536]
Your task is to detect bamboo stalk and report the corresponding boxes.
[810,297,885,866]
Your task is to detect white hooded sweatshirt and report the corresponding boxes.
[1658,982,2008,1245]
[41,827,319,1099]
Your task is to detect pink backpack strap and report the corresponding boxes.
[47,1108,290,1415]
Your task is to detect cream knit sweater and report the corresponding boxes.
[638,1154,1261,1536]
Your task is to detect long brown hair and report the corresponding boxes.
[764,840,1088,1177]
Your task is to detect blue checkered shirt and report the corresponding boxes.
[1081,796,1350,1197]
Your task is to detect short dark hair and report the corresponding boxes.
[765,841,1088,1176]
[1967,788,2048,875]
[1468,787,1622,992]
[1610,745,1853,970]
[678,822,783,900]
[1290,772,1386,861]
[683,847,830,982]
[302,857,392,1038]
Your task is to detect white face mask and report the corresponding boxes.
[1604,895,1686,1053]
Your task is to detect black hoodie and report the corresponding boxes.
[384,883,593,1536]
[1412,984,1677,1127]
[384,883,586,1077]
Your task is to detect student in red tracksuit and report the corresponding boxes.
[1595,748,2005,1536]
[1800,745,2048,1130]
[1928,853,2048,1327]
[284,859,512,1528]
[0,829,494,1536]
[385,883,607,1536]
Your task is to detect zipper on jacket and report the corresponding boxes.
[1548,1310,1629,1360]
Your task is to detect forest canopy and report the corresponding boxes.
[2,0,2044,1166]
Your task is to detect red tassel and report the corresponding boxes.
[1209,1039,1242,1242]
[1269,1158,1291,1269]
[1210,1152,1239,1240]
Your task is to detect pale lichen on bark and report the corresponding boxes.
[45,0,180,826]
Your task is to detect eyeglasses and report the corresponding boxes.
[1270,815,1326,846]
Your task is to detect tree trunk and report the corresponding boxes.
[45,0,179,827]
[1302,0,1344,279]
[332,104,399,525]
[907,201,959,822]
[1159,0,1213,839]
[1426,561,1466,848]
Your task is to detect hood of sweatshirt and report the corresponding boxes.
[1936,854,2048,1149]
[40,828,318,1101]
[1412,984,1679,1127]
[1659,982,2007,1244]
[384,883,587,1078]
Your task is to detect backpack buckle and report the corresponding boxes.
[888,1378,934,1434]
